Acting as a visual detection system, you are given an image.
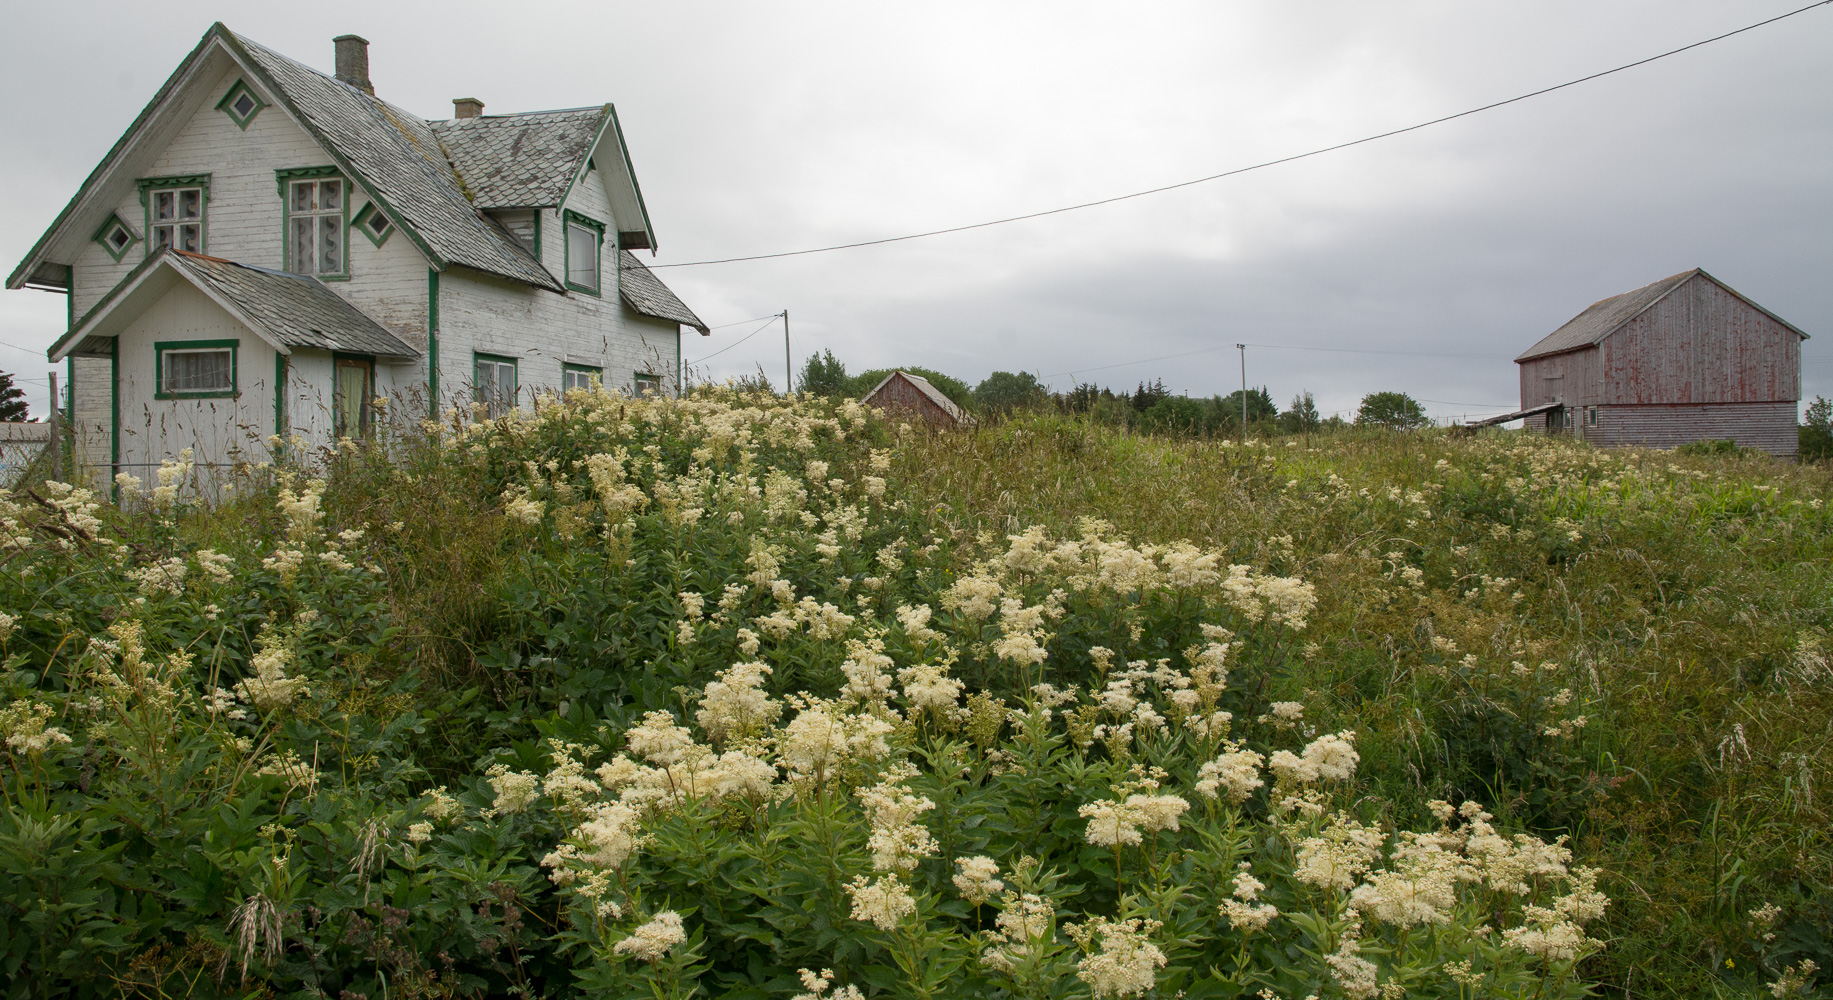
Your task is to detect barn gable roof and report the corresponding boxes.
[863,370,974,426]
[1516,268,1808,363]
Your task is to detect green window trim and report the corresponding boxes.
[138,175,210,257]
[562,362,603,393]
[351,202,394,247]
[633,370,662,397]
[154,338,238,400]
[216,79,267,130]
[562,210,605,296]
[427,269,440,419]
[277,166,350,280]
[473,352,518,417]
[92,213,139,263]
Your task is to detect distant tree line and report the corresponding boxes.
[793,350,1432,436]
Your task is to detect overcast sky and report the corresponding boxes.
[4,0,1830,422]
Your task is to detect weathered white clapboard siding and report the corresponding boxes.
[113,281,278,472]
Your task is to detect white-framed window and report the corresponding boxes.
[633,372,662,397]
[474,354,518,418]
[562,364,601,393]
[288,176,346,276]
[150,187,204,253]
[564,211,603,293]
[156,340,237,398]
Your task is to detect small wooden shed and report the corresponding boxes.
[861,371,975,428]
[1516,269,1808,455]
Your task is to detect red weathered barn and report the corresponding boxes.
[861,371,975,428]
[1515,269,1808,455]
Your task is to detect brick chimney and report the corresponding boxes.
[333,35,372,94]
[453,97,485,119]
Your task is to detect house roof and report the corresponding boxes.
[48,249,418,362]
[863,370,974,425]
[1516,268,1809,363]
[617,251,707,333]
[227,32,562,291]
[9,24,666,291]
[430,108,605,210]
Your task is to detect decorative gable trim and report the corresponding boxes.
[273,164,340,197]
[561,105,656,253]
[352,202,394,247]
[91,212,140,263]
[216,78,266,129]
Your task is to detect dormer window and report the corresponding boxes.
[278,168,347,277]
[216,80,266,129]
[563,210,604,295]
[93,213,139,262]
[138,175,209,255]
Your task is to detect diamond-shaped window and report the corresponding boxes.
[217,81,265,130]
[93,214,138,262]
[352,202,394,247]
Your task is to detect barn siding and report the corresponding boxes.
[865,374,956,426]
[1518,348,1600,409]
[1593,402,1797,456]
[1601,274,1800,406]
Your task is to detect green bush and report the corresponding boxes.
[1355,392,1428,430]
[1801,396,1833,462]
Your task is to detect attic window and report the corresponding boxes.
[93,214,138,262]
[563,210,604,295]
[352,202,393,246]
[216,80,266,130]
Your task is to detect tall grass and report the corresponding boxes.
[895,413,1833,993]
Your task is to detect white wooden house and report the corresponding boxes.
[7,25,707,481]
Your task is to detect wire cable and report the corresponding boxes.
[705,313,785,330]
[1044,340,1508,379]
[684,314,782,365]
[650,1,1831,269]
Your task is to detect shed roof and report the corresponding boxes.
[617,251,707,333]
[863,370,974,426]
[48,249,418,362]
[430,107,604,210]
[1516,268,1808,362]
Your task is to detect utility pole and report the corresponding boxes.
[782,309,791,396]
[1236,344,1247,445]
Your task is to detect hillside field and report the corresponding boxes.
[0,390,1827,999]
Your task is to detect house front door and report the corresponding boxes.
[334,356,374,438]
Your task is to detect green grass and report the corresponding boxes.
[895,414,1833,994]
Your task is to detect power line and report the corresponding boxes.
[1044,340,1507,379]
[650,1,1831,269]
[685,314,782,365]
[705,313,785,330]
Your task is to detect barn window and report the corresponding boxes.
[562,363,602,393]
[284,172,347,277]
[216,80,266,129]
[474,354,518,418]
[156,340,237,398]
[1586,406,1598,426]
[564,211,604,294]
[139,176,210,255]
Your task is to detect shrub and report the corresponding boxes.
[974,371,1049,415]
[1801,396,1833,462]
[1355,392,1428,430]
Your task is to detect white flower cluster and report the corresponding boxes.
[1,700,73,756]
[613,910,685,962]
[695,661,782,743]
[1066,916,1167,999]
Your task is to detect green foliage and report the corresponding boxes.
[1138,395,1206,436]
[1800,396,1833,462]
[798,349,853,398]
[1280,391,1321,435]
[1214,387,1278,428]
[0,371,25,422]
[973,371,1049,415]
[3,396,1830,998]
[1356,391,1428,430]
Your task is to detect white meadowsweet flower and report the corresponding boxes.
[614,910,686,962]
[952,856,1003,905]
[846,875,916,931]
[1078,800,1145,848]
[1068,916,1166,999]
